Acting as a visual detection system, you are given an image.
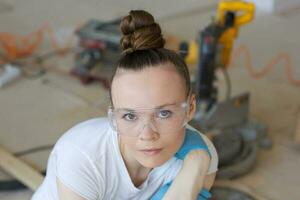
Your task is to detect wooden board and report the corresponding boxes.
[0,145,43,191]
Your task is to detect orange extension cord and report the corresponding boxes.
[0,24,75,64]
[0,25,299,86]
[230,44,300,86]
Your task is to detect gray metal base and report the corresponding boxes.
[191,92,271,179]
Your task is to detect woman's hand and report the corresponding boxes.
[163,149,215,200]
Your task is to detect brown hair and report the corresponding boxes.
[110,10,191,104]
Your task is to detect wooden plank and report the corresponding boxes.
[214,180,270,200]
[0,145,44,191]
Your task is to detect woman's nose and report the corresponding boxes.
[138,122,159,141]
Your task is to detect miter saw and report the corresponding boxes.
[180,0,272,180]
[71,18,121,87]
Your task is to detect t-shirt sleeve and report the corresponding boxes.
[55,142,103,200]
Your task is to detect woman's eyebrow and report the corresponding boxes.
[117,102,177,111]
[155,103,177,109]
[117,108,136,112]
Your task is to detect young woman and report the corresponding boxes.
[32,10,218,200]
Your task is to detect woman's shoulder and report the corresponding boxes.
[186,124,212,146]
[47,118,112,200]
[54,117,113,159]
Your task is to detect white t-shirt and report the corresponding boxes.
[32,117,218,200]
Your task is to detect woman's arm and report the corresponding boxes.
[163,149,213,200]
[57,178,87,200]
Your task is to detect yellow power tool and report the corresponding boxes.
[184,0,255,69]
[179,0,255,108]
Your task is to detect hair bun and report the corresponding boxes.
[120,10,165,54]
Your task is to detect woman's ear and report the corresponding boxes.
[187,94,197,121]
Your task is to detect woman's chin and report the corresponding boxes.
[140,160,164,168]
[137,154,169,168]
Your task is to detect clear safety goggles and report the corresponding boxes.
[108,102,189,137]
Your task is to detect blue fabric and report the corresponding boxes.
[199,188,212,199]
[151,182,172,200]
[151,129,212,200]
[175,129,211,159]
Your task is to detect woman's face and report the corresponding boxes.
[111,63,195,168]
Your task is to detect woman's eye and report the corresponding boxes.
[123,113,137,121]
[158,110,172,118]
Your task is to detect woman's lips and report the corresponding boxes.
[140,148,162,156]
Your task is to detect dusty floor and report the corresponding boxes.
[0,0,300,199]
